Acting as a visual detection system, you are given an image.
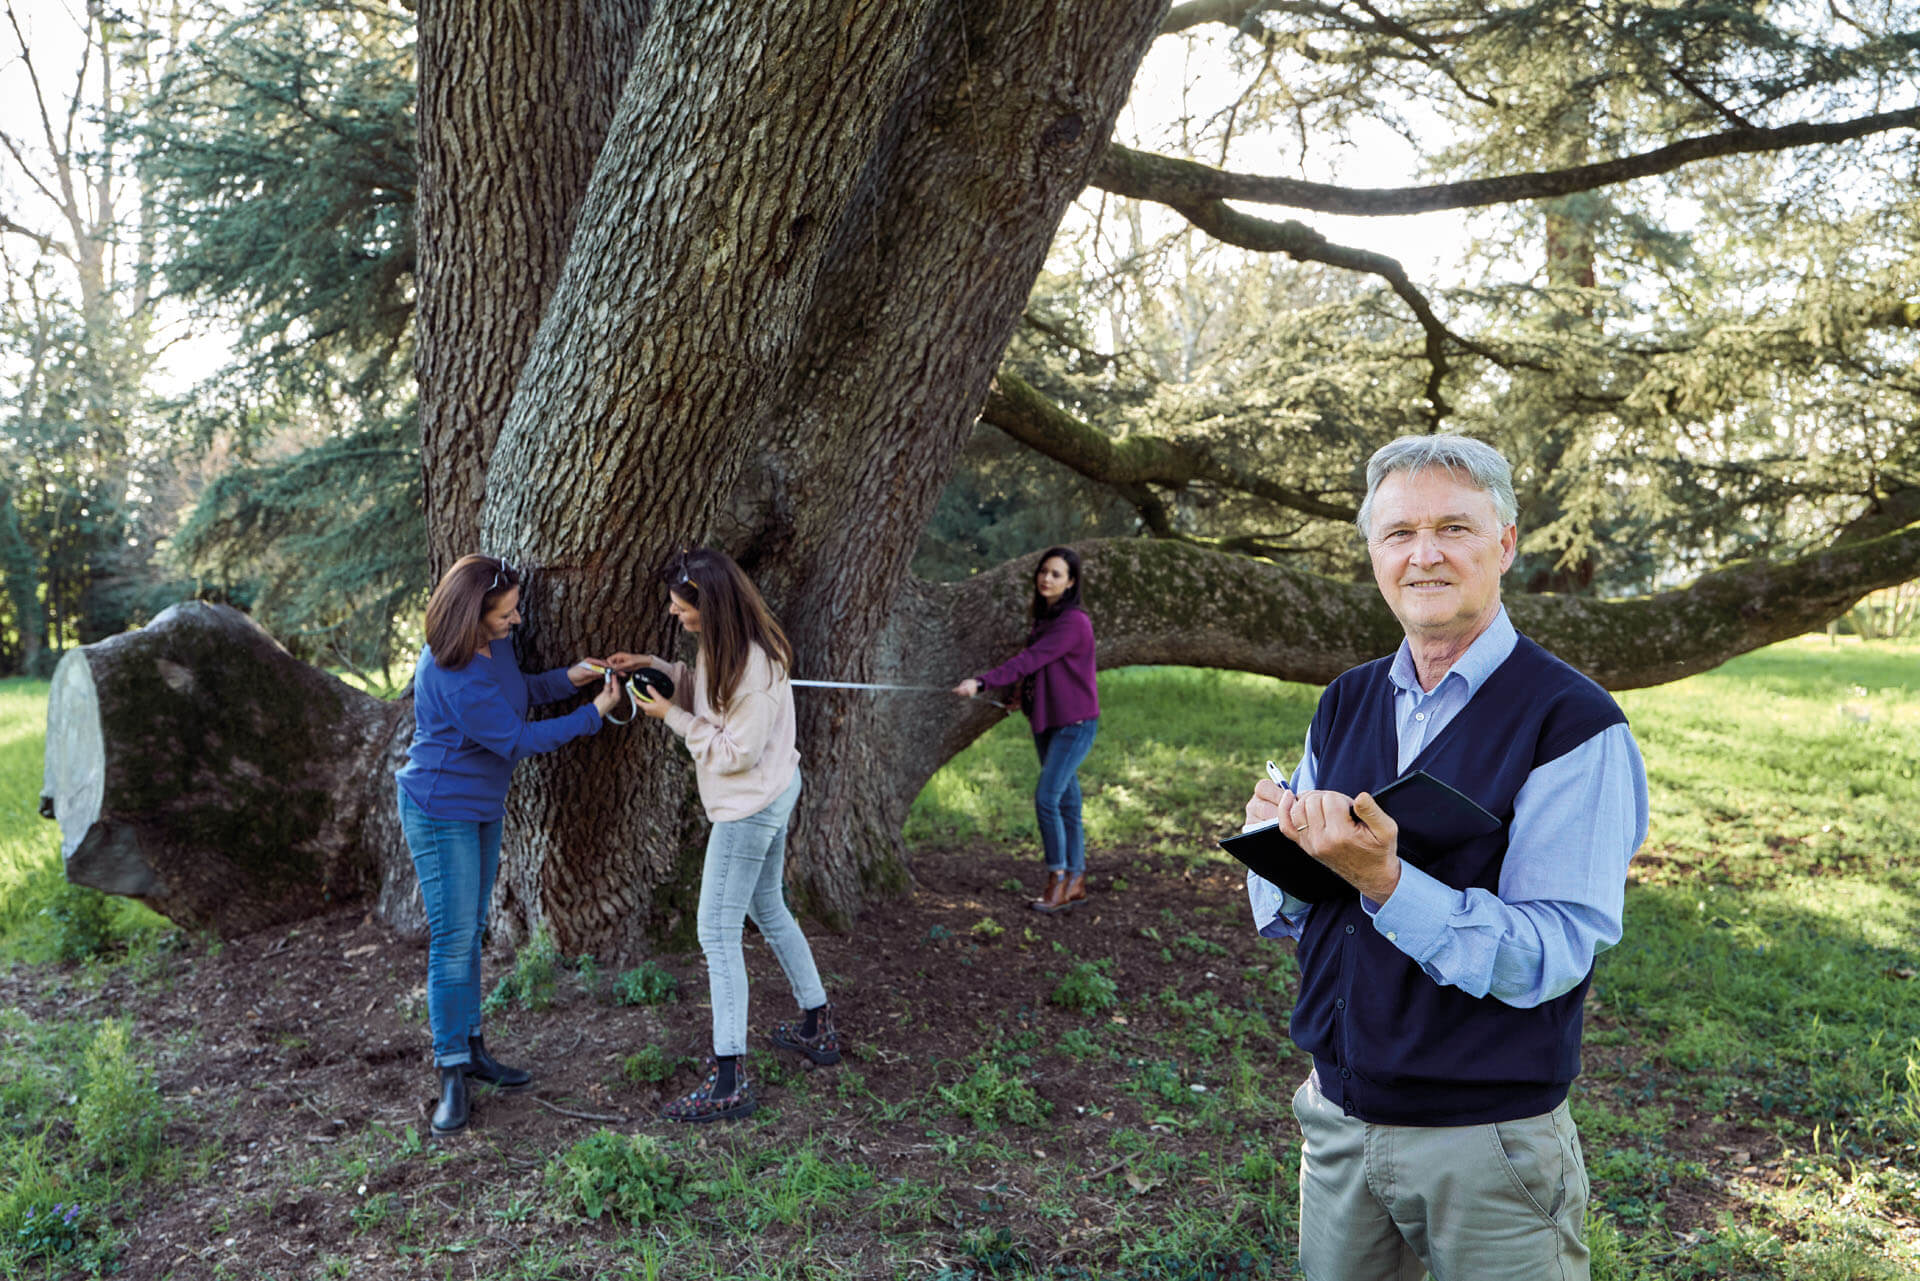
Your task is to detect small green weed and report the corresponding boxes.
[612,961,679,1006]
[937,1059,1052,1130]
[484,924,562,1013]
[1058,1027,1103,1059]
[1050,959,1118,1014]
[11,1200,86,1263]
[621,1045,681,1085]
[544,1130,690,1223]
[41,880,115,963]
[75,1018,169,1179]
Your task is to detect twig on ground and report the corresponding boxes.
[531,1095,628,1123]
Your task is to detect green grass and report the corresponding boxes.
[906,664,1318,851]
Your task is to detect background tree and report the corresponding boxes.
[50,0,1920,953]
[0,1,189,675]
[133,0,421,680]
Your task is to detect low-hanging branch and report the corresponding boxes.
[924,523,1920,694]
[1094,105,1920,217]
[981,367,1358,522]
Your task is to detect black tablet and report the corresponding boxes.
[1217,770,1503,903]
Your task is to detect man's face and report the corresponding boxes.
[1366,467,1517,646]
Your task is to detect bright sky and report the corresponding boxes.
[1109,26,1474,281]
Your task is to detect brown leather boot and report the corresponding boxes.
[1062,873,1086,905]
[1031,870,1070,913]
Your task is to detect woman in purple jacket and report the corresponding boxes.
[396,555,627,1135]
[953,546,1100,914]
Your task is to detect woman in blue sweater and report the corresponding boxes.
[396,555,626,1135]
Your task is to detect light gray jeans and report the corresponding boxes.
[697,769,828,1057]
[1293,1070,1591,1281]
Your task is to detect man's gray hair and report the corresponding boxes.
[1355,435,1518,537]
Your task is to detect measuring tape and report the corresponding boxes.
[591,667,1005,723]
[793,679,1007,708]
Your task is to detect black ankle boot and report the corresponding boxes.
[431,1066,469,1134]
[464,1034,531,1089]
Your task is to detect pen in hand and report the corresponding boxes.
[1266,759,1307,831]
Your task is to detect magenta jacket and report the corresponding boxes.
[976,607,1099,734]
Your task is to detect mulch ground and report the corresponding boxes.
[0,845,1836,1279]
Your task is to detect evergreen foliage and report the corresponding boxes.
[132,0,423,674]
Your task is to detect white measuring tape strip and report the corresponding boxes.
[790,679,945,692]
[585,666,1005,722]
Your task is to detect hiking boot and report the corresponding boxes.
[1032,870,1075,914]
[769,1002,842,1066]
[464,1034,531,1089]
[661,1059,756,1123]
[431,1066,469,1135]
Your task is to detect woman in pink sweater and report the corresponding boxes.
[611,548,838,1122]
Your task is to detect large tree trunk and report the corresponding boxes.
[414,0,651,575]
[465,0,1173,952]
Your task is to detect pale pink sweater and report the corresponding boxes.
[657,644,800,822]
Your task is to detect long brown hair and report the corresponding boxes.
[424,555,519,670]
[667,547,793,714]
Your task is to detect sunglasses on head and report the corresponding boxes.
[488,558,516,593]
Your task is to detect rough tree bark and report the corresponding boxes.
[414,0,651,575]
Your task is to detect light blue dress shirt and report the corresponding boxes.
[1246,608,1650,1009]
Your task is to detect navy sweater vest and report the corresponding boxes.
[1292,634,1627,1125]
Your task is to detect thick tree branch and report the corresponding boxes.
[1094,106,1920,216]
[1167,199,1523,414]
[921,526,1920,701]
[982,368,1358,521]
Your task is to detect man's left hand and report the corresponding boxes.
[1289,789,1402,903]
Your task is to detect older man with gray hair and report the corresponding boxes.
[1244,434,1649,1280]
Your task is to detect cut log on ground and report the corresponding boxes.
[40,602,421,939]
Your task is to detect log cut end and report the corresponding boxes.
[41,602,411,937]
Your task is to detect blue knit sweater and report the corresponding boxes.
[396,643,601,822]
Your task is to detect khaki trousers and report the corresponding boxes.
[1293,1072,1590,1281]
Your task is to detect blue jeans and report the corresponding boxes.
[697,770,828,1057]
[397,786,502,1067]
[1033,718,1098,874]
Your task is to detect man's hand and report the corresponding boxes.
[1245,777,1294,831]
[1291,789,1402,903]
[952,678,981,698]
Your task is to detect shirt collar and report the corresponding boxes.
[1388,605,1517,700]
